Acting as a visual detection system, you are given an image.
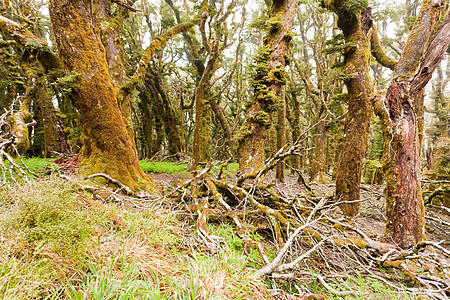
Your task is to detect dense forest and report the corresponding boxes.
[0,0,449,299]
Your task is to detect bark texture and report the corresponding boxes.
[237,0,297,175]
[48,0,156,193]
[381,2,449,249]
[326,3,374,217]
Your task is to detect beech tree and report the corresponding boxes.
[0,3,70,158]
[322,0,400,217]
[378,2,449,249]
[48,0,205,192]
[237,0,297,175]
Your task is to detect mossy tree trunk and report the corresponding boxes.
[146,71,184,157]
[48,0,157,193]
[286,89,300,171]
[92,0,136,149]
[237,0,297,175]
[380,4,449,249]
[275,86,286,181]
[323,2,374,217]
[310,102,327,183]
[0,14,66,157]
[189,1,236,169]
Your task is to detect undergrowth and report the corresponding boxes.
[139,161,187,174]
[0,176,267,299]
[1,157,54,182]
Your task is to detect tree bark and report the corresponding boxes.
[324,3,374,217]
[381,2,449,249]
[49,0,157,193]
[237,0,297,175]
[276,86,286,182]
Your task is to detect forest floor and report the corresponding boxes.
[150,171,450,245]
[1,158,449,299]
[149,169,450,299]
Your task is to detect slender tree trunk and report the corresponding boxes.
[288,90,300,171]
[237,0,297,175]
[381,4,449,248]
[310,104,326,183]
[140,90,154,158]
[276,86,286,181]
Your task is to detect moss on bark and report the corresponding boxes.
[237,0,297,175]
[49,0,157,193]
[328,4,373,217]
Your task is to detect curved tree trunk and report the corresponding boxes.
[49,0,157,193]
[237,0,297,175]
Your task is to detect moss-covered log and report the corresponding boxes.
[237,0,297,175]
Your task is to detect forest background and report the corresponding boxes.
[0,0,449,299]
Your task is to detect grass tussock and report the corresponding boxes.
[0,176,268,299]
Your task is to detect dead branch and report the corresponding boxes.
[253,198,326,279]
[110,0,140,12]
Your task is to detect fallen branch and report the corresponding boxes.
[253,198,327,279]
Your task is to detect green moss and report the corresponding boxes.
[342,0,368,12]
[1,178,109,266]
[255,111,271,126]
[54,70,81,94]
[267,14,282,34]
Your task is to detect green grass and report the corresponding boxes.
[294,271,416,300]
[0,177,268,299]
[139,161,187,174]
[139,161,240,175]
[1,157,55,183]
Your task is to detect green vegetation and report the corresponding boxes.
[0,177,267,299]
[139,161,187,174]
[139,160,240,176]
[1,157,54,180]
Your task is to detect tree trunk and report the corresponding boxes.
[93,0,136,149]
[49,0,157,193]
[381,3,449,249]
[276,86,286,182]
[310,104,326,183]
[326,4,373,217]
[237,0,297,175]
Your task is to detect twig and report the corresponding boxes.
[426,215,450,227]
[110,0,140,12]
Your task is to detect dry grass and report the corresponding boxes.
[0,176,270,299]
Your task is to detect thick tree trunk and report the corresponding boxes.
[237,0,297,175]
[49,0,157,193]
[328,5,373,217]
[381,3,449,248]
[93,0,136,149]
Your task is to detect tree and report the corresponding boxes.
[0,4,69,157]
[237,0,297,175]
[322,1,375,217]
[378,2,449,249]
